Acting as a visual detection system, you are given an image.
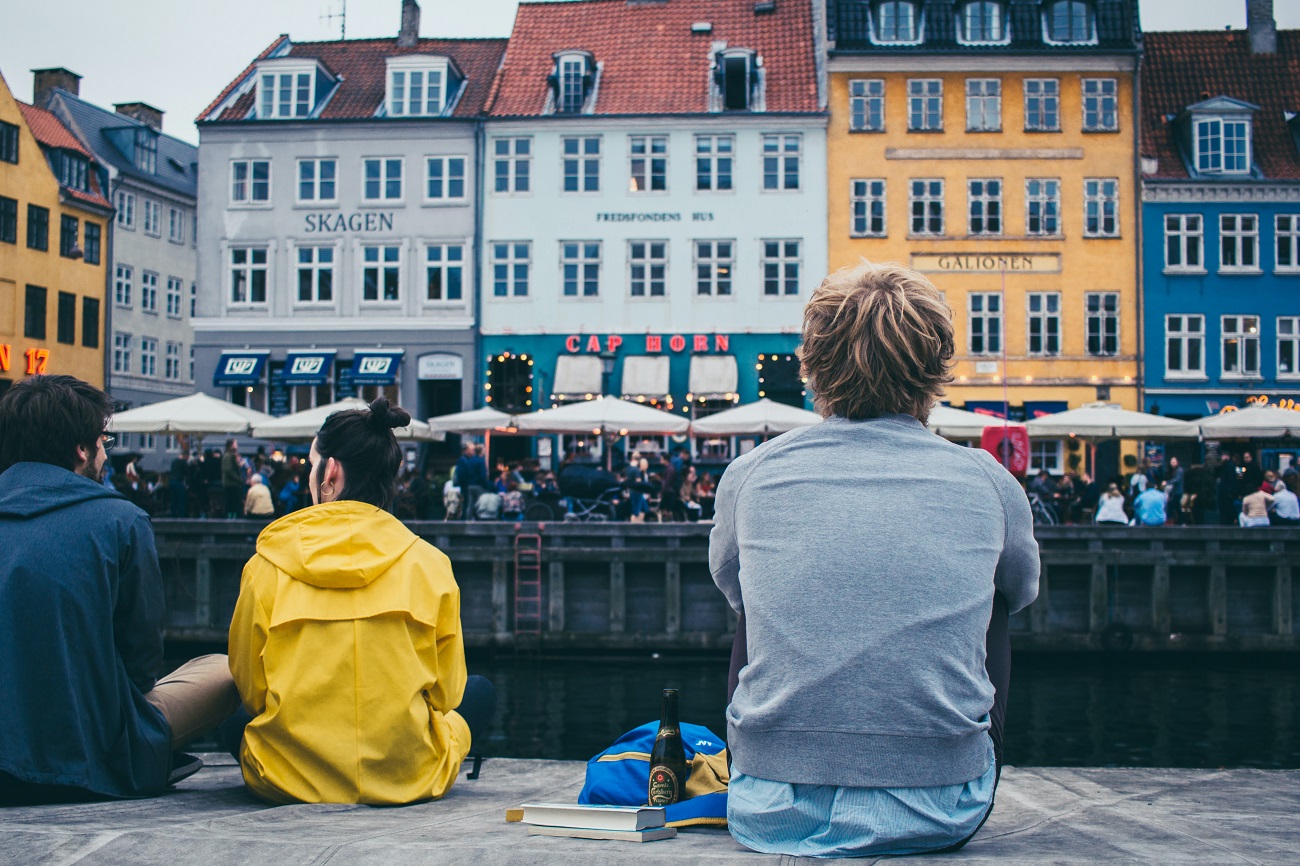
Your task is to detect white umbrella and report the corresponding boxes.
[252,398,435,441]
[1025,402,1199,440]
[109,392,272,435]
[927,404,1002,439]
[1195,404,1300,439]
[690,398,821,436]
[426,406,518,435]
[515,396,690,435]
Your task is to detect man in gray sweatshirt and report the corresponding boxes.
[711,261,1039,857]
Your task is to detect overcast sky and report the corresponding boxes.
[2,0,1296,145]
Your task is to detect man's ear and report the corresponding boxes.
[73,443,90,472]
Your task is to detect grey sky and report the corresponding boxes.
[1,0,1296,145]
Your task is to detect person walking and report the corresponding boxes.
[1165,457,1185,524]
[169,450,192,518]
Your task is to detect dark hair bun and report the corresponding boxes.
[368,396,411,430]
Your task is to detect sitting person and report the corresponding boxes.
[243,473,275,519]
[1270,478,1300,527]
[1095,482,1129,525]
[1239,483,1275,528]
[1132,481,1168,527]
[225,397,495,805]
[711,262,1038,857]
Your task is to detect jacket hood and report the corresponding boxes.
[0,462,125,518]
[255,500,419,589]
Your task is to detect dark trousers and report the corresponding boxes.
[170,484,188,518]
[223,485,244,518]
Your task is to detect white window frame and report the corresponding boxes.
[958,1,1010,44]
[967,178,1002,236]
[1085,292,1119,357]
[1026,292,1061,357]
[851,179,887,237]
[386,59,449,118]
[1195,116,1251,175]
[694,240,735,297]
[230,160,271,206]
[908,79,943,131]
[1083,178,1119,237]
[761,134,802,192]
[139,336,158,378]
[555,53,590,115]
[114,264,132,308]
[296,245,336,306]
[695,134,734,192]
[1025,178,1060,236]
[628,240,669,299]
[168,207,184,243]
[1023,79,1060,132]
[1081,78,1118,132]
[1043,0,1097,45]
[360,243,403,304]
[849,79,885,132]
[142,199,161,236]
[361,157,404,203]
[560,240,602,299]
[1164,314,1205,379]
[164,341,181,381]
[423,242,466,305]
[140,271,158,314]
[1163,214,1205,273]
[968,292,1002,355]
[115,190,135,229]
[1221,315,1261,379]
[259,67,315,119]
[296,157,338,204]
[425,155,467,202]
[629,135,668,194]
[1275,215,1300,273]
[1278,316,1300,379]
[965,79,1001,132]
[909,178,945,236]
[1219,214,1260,273]
[112,332,132,375]
[165,276,183,318]
[872,0,923,44]
[229,246,269,307]
[761,239,802,298]
[561,137,601,194]
[492,137,532,195]
[1029,440,1063,475]
[490,241,531,299]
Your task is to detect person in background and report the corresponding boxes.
[1239,452,1264,497]
[221,440,245,519]
[1029,470,1059,523]
[169,450,191,518]
[1076,472,1100,521]
[242,474,274,520]
[1164,457,1185,525]
[1216,455,1239,525]
[697,472,717,498]
[276,473,302,517]
[1095,482,1129,525]
[1239,482,1274,528]
[1133,481,1168,527]
[1128,459,1149,500]
[1269,478,1300,527]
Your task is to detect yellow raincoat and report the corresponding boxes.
[228,500,469,805]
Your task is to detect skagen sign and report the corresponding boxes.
[912,253,1061,274]
[304,212,395,233]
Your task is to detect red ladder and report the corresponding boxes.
[513,530,543,637]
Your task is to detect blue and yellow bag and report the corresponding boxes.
[577,722,729,827]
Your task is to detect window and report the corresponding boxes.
[230,160,270,204]
[259,69,313,118]
[966,79,1001,131]
[554,53,592,114]
[140,271,158,313]
[112,332,132,374]
[82,298,99,349]
[26,205,48,251]
[968,293,1001,354]
[851,179,887,237]
[168,208,184,243]
[361,244,401,302]
[1081,78,1118,132]
[425,244,464,302]
[1024,79,1059,131]
[1165,314,1204,378]
[297,246,334,303]
[561,242,601,297]
[230,247,268,305]
[1221,315,1260,378]
[492,138,531,193]
[426,156,467,200]
[960,1,1007,43]
[114,265,132,306]
[968,179,1001,235]
[57,292,76,345]
[24,285,46,339]
[140,337,158,378]
[910,179,944,235]
[1027,293,1061,356]
[1163,214,1203,272]
[1045,0,1095,43]
[58,215,78,258]
[165,342,181,381]
[491,242,531,297]
[1220,214,1259,271]
[0,120,16,163]
[362,158,403,202]
[874,1,921,43]
[908,79,943,131]
[762,240,801,297]
[849,79,885,132]
[715,50,757,111]
[762,134,801,191]
[1025,178,1060,235]
[1085,292,1119,356]
[1083,178,1119,237]
[59,153,88,192]
[387,64,446,117]
[135,129,157,173]
[1277,215,1300,272]
[695,135,734,191]
[629,136,668,193]
[695,241,734,296]
[190,282,196,317]
[1029,441,1063,475]
[83,222,100,265]
[115,190,135,228]
[0,196,15,244]
[1195,117,1250,174]
[1279,317,1300,378]
[297,158,337,203]
[629,241,668,297]
[166,276,183,317]
[142,199,160,235]
[562,138,600,193]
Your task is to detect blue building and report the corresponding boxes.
[1140,16,1300,424]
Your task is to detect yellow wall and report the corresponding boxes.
[827,67,1139,414]
[0,70,106,389]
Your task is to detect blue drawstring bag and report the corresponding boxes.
[578,721,729,827]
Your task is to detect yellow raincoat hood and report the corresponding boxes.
[254,500,419,589]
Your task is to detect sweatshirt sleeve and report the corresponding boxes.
[228,558,271,715]
[989,461,1041,615]
[709,459,746,614]
[114,514,165,694]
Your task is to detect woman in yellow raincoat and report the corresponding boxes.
[225,397,495,805]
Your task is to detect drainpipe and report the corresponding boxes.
[1132,36,1145,415]
[104,170,120,395]
[472,118,486,413]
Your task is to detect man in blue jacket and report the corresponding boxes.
[0,375,239,803]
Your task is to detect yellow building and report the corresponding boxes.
[0,68,109,393]
[826,1,1141,474]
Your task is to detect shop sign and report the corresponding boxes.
[0,345,51,375]
[563,334,731,354]
[1220,395,1300,412]
[303,212,395,233]
[594,212,716,223]
[911,253,1061,274]
[418,353,463,380]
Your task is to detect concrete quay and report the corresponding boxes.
[1,755,1296,865]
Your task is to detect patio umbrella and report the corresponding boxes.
[1025,402,1199,440]
[927,404,1002,439]
[426,406,518,435]
[690,398,822,436]
[252,398,436,442]
[109,392,272,435]
[1195,404,1300,439]
[515,396,690,435]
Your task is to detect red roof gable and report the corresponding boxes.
[1142,30,1300,181]
[17,101,91,157]
[488,0,821,117]
[200,37,507,122]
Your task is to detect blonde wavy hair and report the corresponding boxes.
[798,260,954,423]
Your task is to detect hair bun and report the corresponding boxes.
[368,396,411,430]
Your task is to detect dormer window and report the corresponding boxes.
[134,129,157,174]
[1044,1,1096,44]
[872,1,921,44]
[715,49,759,111]
[1196,118,1250,174]
[258,66,315,119]
[960,2,1008,44]
[58,151,89,192]
[550,52,595,114]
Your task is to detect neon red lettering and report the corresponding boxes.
[645,335,662,352]
[669,335,686,352]
[565,335,580,352]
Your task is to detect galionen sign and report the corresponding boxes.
[911,253,1061,274]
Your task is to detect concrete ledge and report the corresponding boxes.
[1,756,1296,864]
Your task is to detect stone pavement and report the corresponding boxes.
[1,756,1297,865]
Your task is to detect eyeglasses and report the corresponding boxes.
[101,434,116,451]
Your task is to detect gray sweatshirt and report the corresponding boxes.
[710,413,1039,789]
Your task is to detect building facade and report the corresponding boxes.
[195,2,505,448]
[826,0,1141,475]
[0,69,110,393]
[481,0,828,465]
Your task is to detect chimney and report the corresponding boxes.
[398,0,421,48]
[1247,0,1277,55]
[32,67,81,108]
[115,102,165,132]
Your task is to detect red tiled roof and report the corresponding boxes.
[16,101,92,157]
[200,37,507,122]
[66,185,112,211]
[488,0,820,117]
[1142,30,1300,181]
[197,34,289,122]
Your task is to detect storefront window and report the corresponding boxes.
[488,353,534,411]
[757,354,804,408]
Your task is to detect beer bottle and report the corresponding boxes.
[648,688,687,806]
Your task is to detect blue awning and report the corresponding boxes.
[1024,400,1069,420]
[350,350,404,385]
[213,351,268,387]
[282,351,336,385]
[964,400,1010,420]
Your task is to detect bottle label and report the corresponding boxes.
[648,766,679,806]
